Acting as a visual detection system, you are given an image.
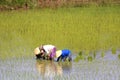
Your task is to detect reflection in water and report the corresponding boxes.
[36,60,72,79]
[58,62,72,74]
[0,55,120,80]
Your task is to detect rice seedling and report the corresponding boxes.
[111,47,116,54]
[74,51,84,62]
[0,6,120,60]
[78,51,83,56]
[87,56,93,61]
[0,4,120,80]
[93,51,96,59]
[101,51,105,58]
[118,54,120,59]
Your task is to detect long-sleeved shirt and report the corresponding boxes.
[43,45,55,54]
[61,49,71,58]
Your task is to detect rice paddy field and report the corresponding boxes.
[0,51,120,80]
[0,5,120,80]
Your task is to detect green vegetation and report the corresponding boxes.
[74,51,84,62]
[0,0,120,10]
[101,51,105,57]
[0,6,120,59]
[78,51,83,56]
[118,54,120,59]
[93,51,96,58]
[87,56,93,61]
[111,47,116,54]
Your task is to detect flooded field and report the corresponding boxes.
[0,50,120,80]
[0,6,120,80]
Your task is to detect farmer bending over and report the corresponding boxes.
[40,44,57,60]
[55,49,72,62]
[34,47,46,59]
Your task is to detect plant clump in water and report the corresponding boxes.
[101,51,105,58]
[74,51,84,62]
[87,56,93,62]
[118,54,120,59]
[93,51,96,59]
[112,48,116,54]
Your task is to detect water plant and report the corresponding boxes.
[93,51,96,59]
[74,51,84,62]
[118,54,120,59]
[101,51,105,58]
[111,48,116,54]
[87,56,93,61]
[78,51,83,56]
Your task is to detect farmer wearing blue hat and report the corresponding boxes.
[55,49,72,62]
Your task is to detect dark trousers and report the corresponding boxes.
[57,55,72,62]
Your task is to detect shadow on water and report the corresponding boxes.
[36,60,72,79]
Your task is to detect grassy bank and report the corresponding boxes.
[0,6,120,59]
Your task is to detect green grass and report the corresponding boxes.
[0,6,120,59]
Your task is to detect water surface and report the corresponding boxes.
[0,51,120,80]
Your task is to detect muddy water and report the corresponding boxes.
[0,51,120,80]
